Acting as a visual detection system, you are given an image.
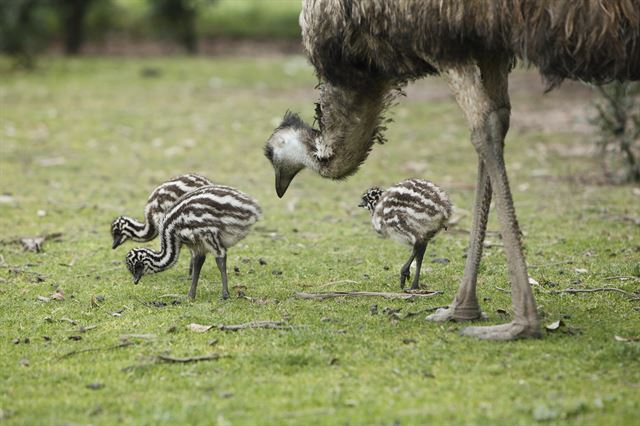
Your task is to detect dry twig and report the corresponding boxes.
[157,353,223,363]
[546,287,635,297]
[218,320,290,331]
[57,341,134,359]
[295,291,441,300]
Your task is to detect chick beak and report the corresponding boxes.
[275,169,299,198]
[112,235,125,249]
[133,272,142,285]
[358,201,366,208]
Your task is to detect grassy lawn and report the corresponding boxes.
[0,56,639,425]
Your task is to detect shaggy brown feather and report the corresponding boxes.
[301,0,640,89]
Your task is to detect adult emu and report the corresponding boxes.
[264,0,640,340]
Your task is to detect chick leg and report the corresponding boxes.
[188,255,206,300]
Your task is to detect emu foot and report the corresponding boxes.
[221,291,230,300]
[460,321,542,341]
[426,305,487,322]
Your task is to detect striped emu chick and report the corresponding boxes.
[111,173,213,276]
[359,178,452,290]
[125,185,261,300]
[111,173,213,249]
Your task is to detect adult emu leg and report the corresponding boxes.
[438,55,541,340]
[188,254,206,300]
[427,160,490,321]
[215,254,230,300]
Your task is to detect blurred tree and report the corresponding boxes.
[591,82,640,183]
[149,0,216,54]
[0,0,52,67]
[55,0,94,55]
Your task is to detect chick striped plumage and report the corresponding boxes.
[161,185,262,258]
[360,178,452,290]
[125,184,262,300]
[111,173,213,249]
[372,179,452,246]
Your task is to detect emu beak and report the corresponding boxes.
[358,201,366,208]
[275,170,299,198]
[112,235,125,249]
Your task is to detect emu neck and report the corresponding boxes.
[314,82,392,179]
[147,229,181,272]
[125,216,157,242]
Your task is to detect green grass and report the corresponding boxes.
[109,0,301,39]
[0,57,639,425]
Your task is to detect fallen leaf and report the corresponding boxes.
[68,335,82,341]
[37,210,46,217]
[431,258,450,264]
[258,258,268,266]
[36,296,51,302]
[187,323,213,333]
[50,289,65,301]
[545,320,565,331]
[19,358,30,367]
[370,304,378,315]
[402,338,417,344]
[528,276,540,286]
[614,335,639,342]
[574,268,588,274]
[20,237,44,253]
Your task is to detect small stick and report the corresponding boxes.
[603,276,640,282]
[295,291,442,300]
[157,353,223,363]
[218,320,290,331]
[546,287,635,297]
[57,341,134,359]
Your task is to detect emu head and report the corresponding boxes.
[111,217,130,249]
[125,248,155,284]
[264,111,318,198]
[358,187,384,213]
